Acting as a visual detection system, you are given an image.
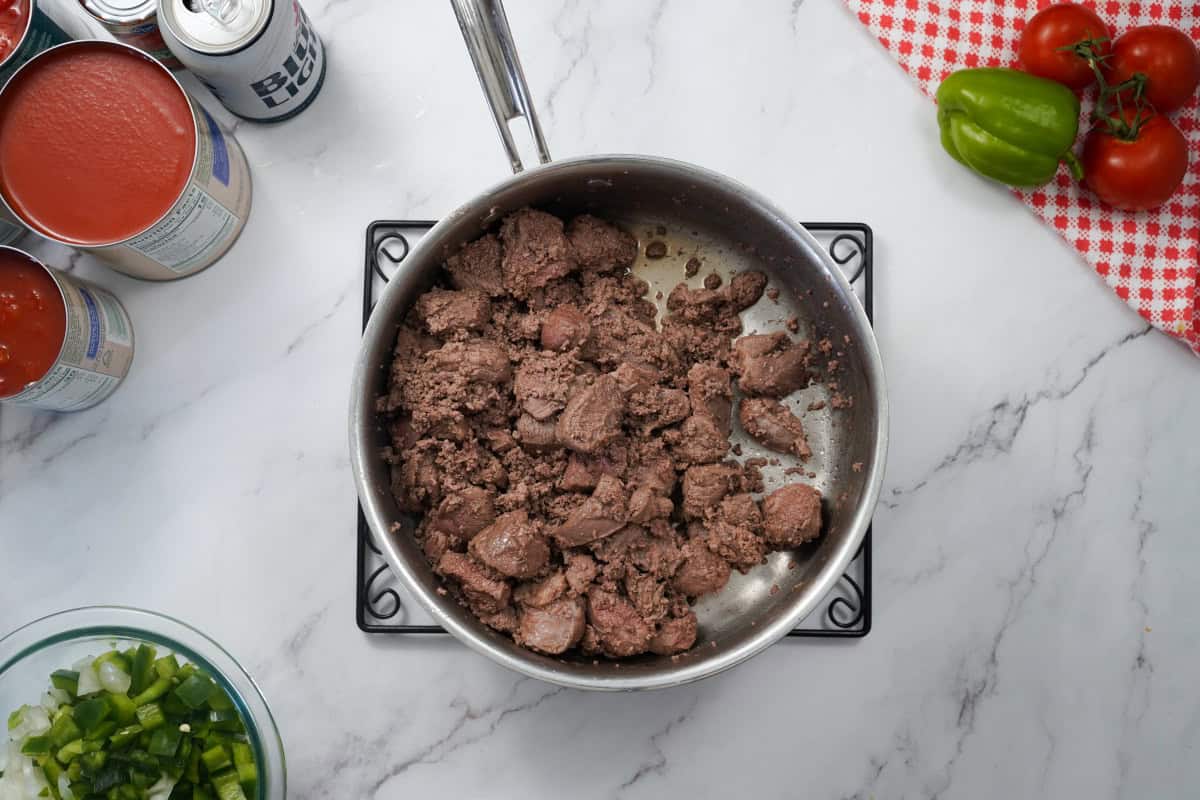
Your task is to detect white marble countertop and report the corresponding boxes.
[4,1,1199,797]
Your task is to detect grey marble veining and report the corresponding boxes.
[3,1,1199,797]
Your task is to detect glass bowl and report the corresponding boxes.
[0,606,285,799]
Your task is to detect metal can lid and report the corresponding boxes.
[158,0,271,54]
[79,0,158,24]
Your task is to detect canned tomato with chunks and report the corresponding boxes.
[0,247,134,412]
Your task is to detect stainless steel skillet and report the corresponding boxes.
[349,0,887,690]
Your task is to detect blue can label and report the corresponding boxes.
[201,107,230,186]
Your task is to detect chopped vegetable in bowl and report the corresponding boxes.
[2,644,257,800]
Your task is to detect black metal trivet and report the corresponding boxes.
[356,220,874,638]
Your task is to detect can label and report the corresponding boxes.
[94,101,252,280]
[180,0,325,121]
[5,275,134,412]
[0,4,70,86]
[106,21,183,70]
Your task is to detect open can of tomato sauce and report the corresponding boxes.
[78,0,183,70]
[0,40,252,281]
[0,1,71,246]
[0,246,134,411]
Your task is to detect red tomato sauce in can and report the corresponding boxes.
[0,1,31,65]
[0,246,65,398]
[0,41,196,245]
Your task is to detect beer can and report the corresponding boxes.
[78,0,184,69]
[158,0,325,122]
[0,246,134,412]
[0,40,253,281]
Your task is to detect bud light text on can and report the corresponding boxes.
[158,0,326,123]
[0,246,134,412]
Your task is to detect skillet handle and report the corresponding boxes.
[450,0,552,173]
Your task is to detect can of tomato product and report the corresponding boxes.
[158,0,325,122]
[0,40,252,281]
[0,1,70,245]
[0,246,134,411]
[78,0,183,70]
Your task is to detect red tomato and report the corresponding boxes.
[1082,111,1189,211]
[1105,26,1200,113]
[1018,3,1110,91]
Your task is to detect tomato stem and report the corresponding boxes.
[1067,37,1153,142]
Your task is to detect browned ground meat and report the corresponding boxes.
[730,333,813,398]
[381,208,828,660]
[739,397,812,460]
[762,483,823,547]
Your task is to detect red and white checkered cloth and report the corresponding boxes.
[845,0,1200,353]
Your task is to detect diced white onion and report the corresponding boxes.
[22,706,50,737]
[146,775,177,800]
[75,664,101,696]
[97,661,131,694]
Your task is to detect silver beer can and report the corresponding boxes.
[158,0,326,122]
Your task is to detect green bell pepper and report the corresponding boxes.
[936,67,1083,187]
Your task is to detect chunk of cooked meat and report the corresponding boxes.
[687,362,733,435]
[563,551,599,595]
[513,353,575,420]
[668,413,729,466]
[680,463,743,520]
[500,208,577,299]
[514,571,567,607]
[558,443,627,492]
[590,525,683,579]
[649,612,698,655]
[730,333,811,398]
[587,587,654,658]
[445,234,504,297]
[583,307,682,375]
[567,215,638,272]
[552,475,628,547]
[392,449,441,512]
[624,570,670,623]
[540,305,591,352]
[556,374,625,454]
[481,607,518,633]
[437,551,511,615]
[726,271,768,311]
[610,361,659,395]
[468,510,550,579]
[515,413,560,452]
[429,487,496,540]
[517,596,587,655]
[627,385,690,435]
[415,288,491,337]
[672,533,732,597]
[628,486,673,523]
[403,340,512,422]
[762,483,823,547]
[739,397,811,459]
[704,519,766,572]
